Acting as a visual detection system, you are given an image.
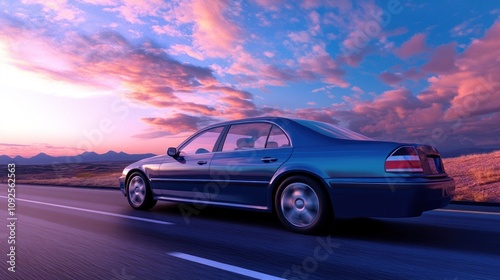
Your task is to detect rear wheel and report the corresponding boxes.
[127,172,157,210]
[275,176,330,234]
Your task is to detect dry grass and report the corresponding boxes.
[17,174,122,188]
[1,161,130,188]
[2,151,499,203]
[443,150,500,203]
[470,168,500,185]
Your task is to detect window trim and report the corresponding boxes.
[214,121,292,153]
[177,125,226,154]
[266,124,290,148]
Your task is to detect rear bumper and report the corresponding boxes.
[326,176,455,218]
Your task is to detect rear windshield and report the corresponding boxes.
[293,119,372,141]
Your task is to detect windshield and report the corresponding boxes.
[293,119,372,141]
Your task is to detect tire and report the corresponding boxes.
[126,172,157,210]
[275,176,330,234]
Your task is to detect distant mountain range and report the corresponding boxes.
[0,151,156,165]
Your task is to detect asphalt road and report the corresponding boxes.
[1,184,499,280]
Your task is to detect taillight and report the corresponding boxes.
[385,146,423,173]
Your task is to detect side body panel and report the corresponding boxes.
[153,153,215,200]
[209,147,293,207]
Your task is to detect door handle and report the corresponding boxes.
[261,157,278,163]
[197,160,208,165]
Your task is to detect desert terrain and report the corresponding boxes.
[2,151,499,203]
[2,161,127,188]
[443,150,500,203]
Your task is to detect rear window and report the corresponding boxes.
[293,119,371,141]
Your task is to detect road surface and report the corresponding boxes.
[1,184,499,279]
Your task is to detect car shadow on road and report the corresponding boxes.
[329,217,500,257]
[152,202,283,230]
[141,202,500,257]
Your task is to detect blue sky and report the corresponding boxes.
[0,0,499,157]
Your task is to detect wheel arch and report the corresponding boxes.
[124,168,149,197]
[269,170,333,216]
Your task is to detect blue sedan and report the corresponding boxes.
[119,117,455,234]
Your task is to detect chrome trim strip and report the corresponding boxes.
[151,178,268,184]
[154,196,268,211]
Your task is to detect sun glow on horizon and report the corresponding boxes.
[0,43,117,99]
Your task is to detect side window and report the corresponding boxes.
[266,125,290,148]
[180,126,224,156]
[222,123,272,151]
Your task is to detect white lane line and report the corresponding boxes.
[168,252,285,280]
[435,209,500,216]
[0,196,173,225]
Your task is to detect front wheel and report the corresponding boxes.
[126,172,157,210]
[275,176,330,234]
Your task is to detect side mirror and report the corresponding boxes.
[167,147,178,157]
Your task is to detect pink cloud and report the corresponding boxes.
[417,88,456,105]
[169,44,206,61]
[105,0,166,24]
[189,0,242,58]
[152,25,182,37]
[227,48,263,77]
[82,0,242,61]
[351,86,364,94]
[404,68,425,80]
[336,1,387,64]
[261,65,295,84]
[353,88,419,116]
[405,103,444,131]
[379,69,425,85]
[450,18,478,37]
[301,0,351,11]
[253,0,285,11]
[379,72,403,85]
[0,22,265,136]
[422,42,457,74]
[141,113,215,135]
[288,31,311,43]
[21,0,85,22]
[297,45,348,87]
[227,45,348,88]
[308,10,321,35]
[381,27,409,38]
[263,51,275,58]
[337,23,500,149]
[395,33,427,59]
[293,108,339,124]
[342,29,370,51]
[300,0,323,9]
[338,46,371,67]
[80,0,118,5]
[429,23,500,121]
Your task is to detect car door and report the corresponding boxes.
[155,126,224,201]
[209,123,293,208]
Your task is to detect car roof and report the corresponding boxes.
[206,116,294,126]
[200,116,339,147]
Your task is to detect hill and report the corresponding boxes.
[0,151,156,165]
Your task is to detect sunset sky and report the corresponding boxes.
[1,0,499,158]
